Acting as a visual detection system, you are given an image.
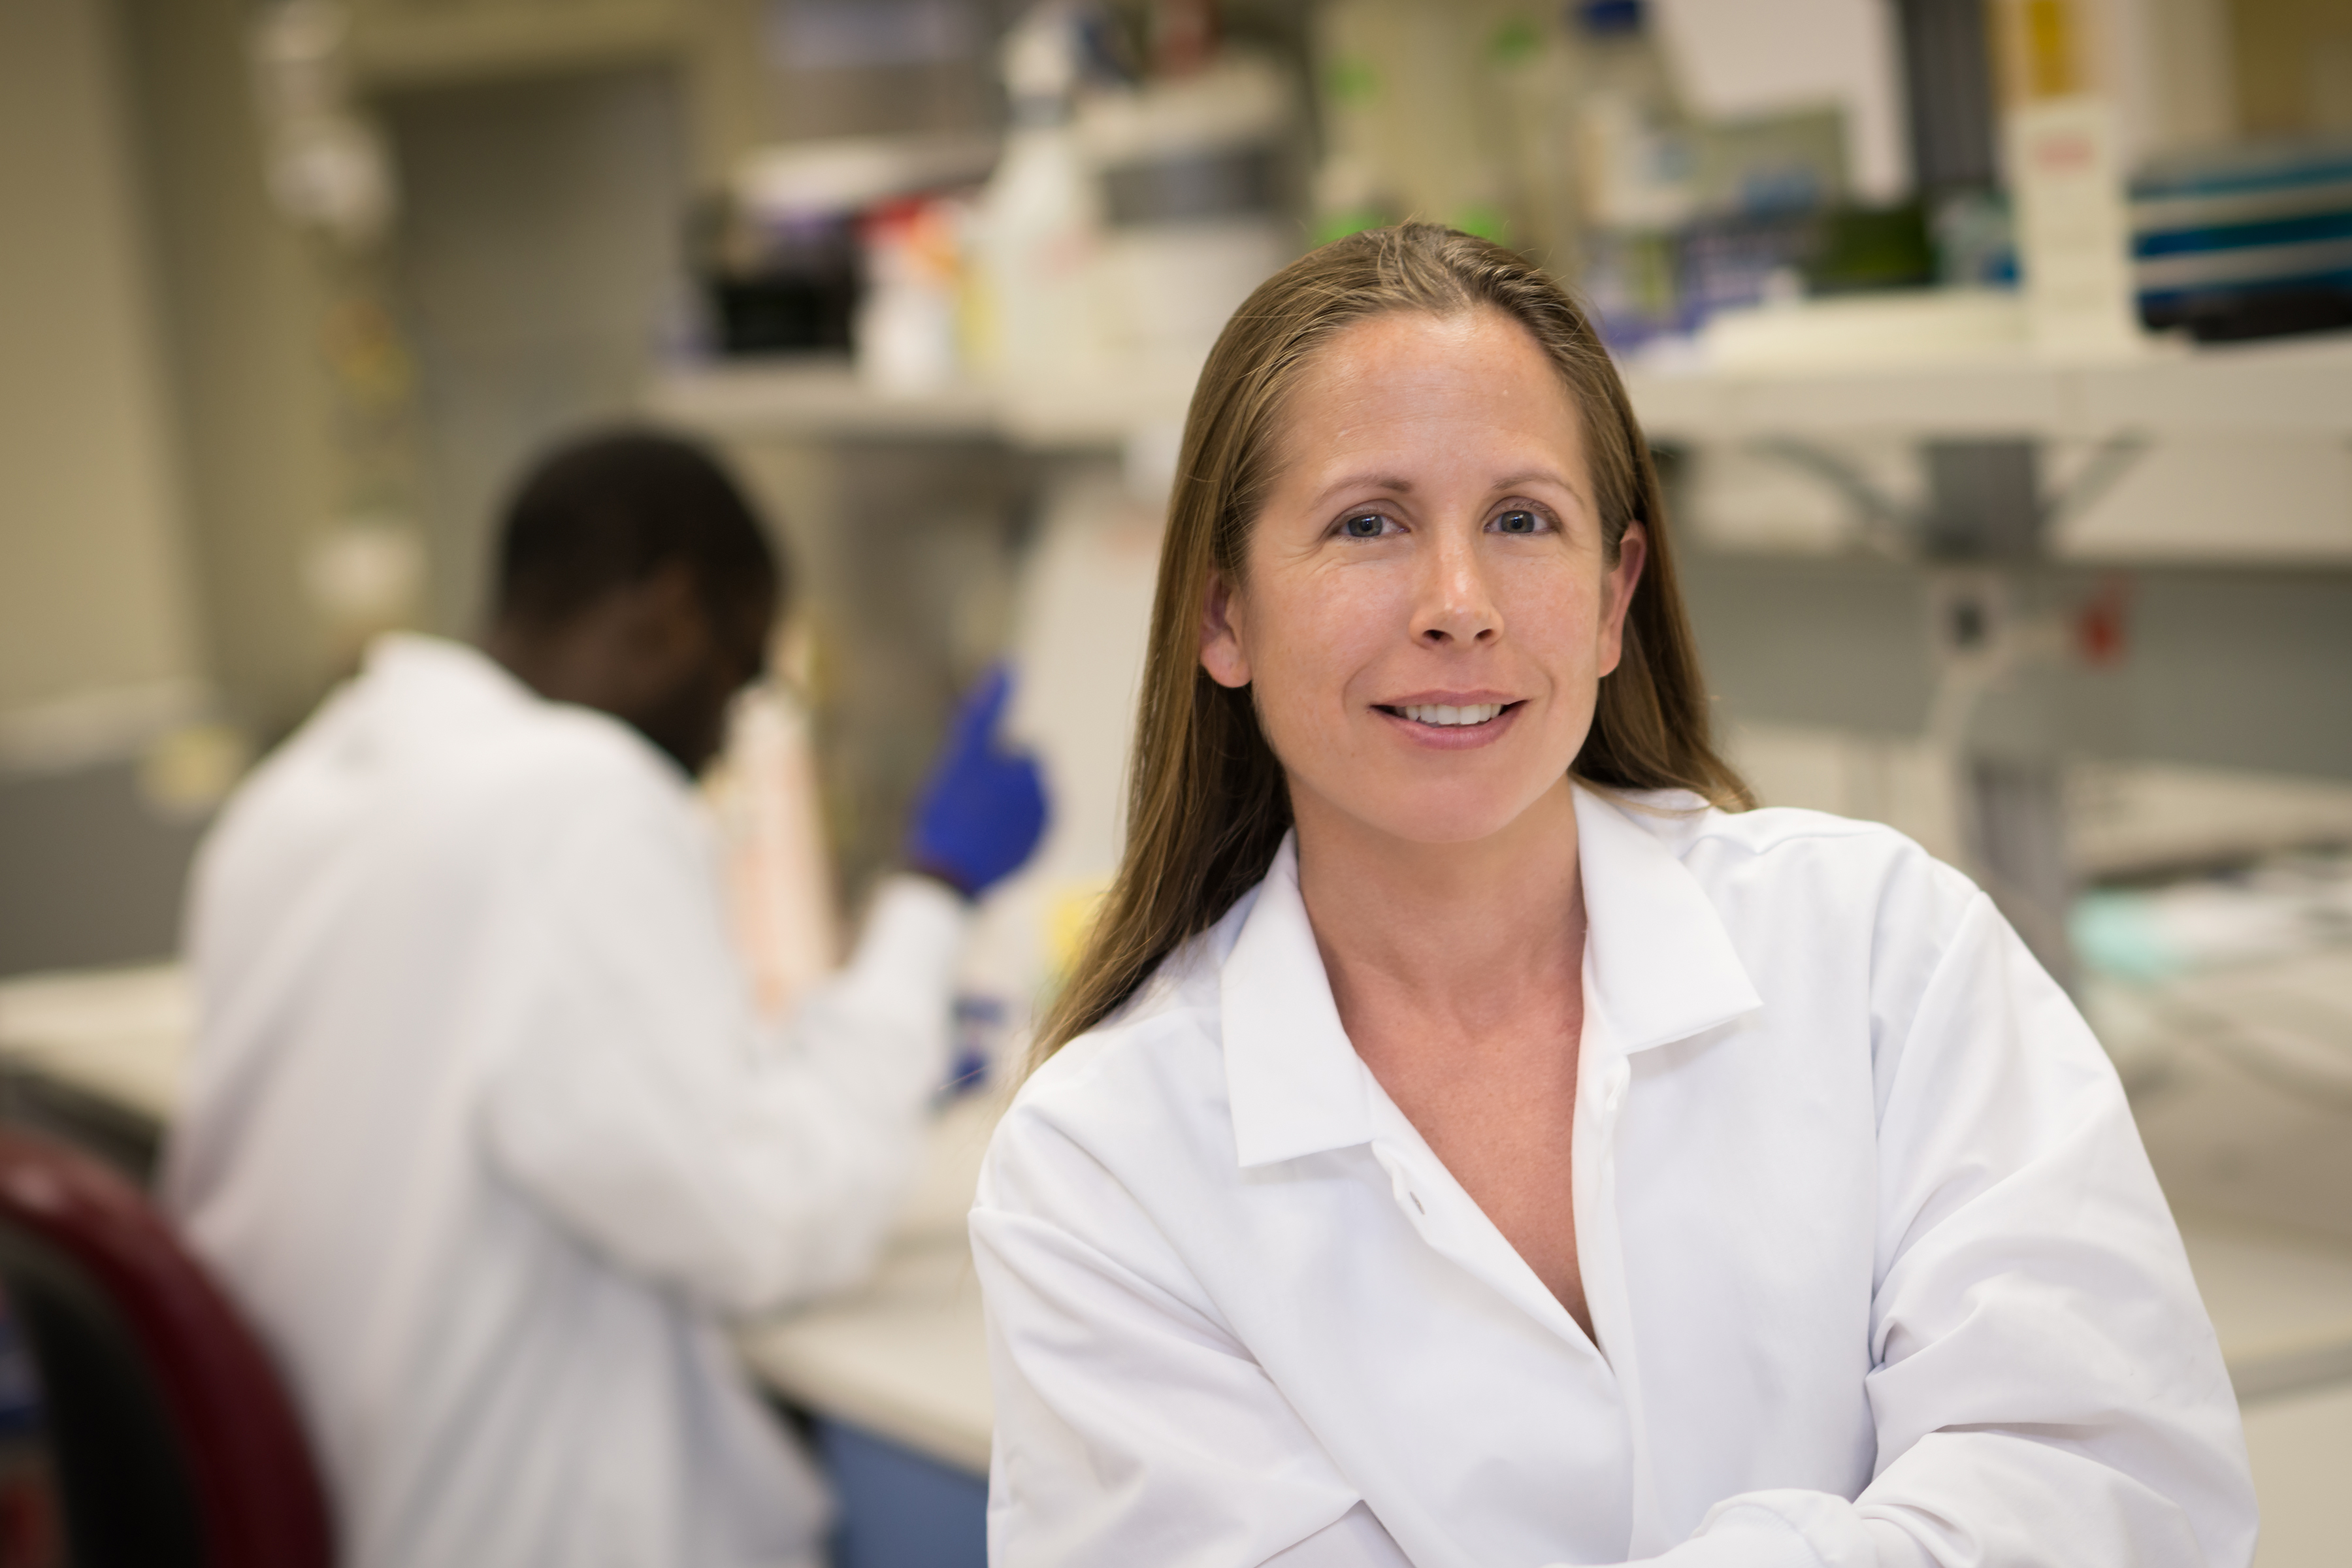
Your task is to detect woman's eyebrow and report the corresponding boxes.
[1490,468,1578,495]
[1313,472,1416,503]
[1309,468,1588,505]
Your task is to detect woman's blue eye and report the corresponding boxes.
[1495,510,1541,534]
[1342,514,1388,538]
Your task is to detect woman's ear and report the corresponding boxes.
[1200,568,1252,689]
[1597,523,1647,679]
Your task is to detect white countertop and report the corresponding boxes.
[734,1086,1005,1475]
[0,961,187,1122]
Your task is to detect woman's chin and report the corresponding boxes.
[1297,774,1574,853]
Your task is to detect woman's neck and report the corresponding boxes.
[1293,779,1585,1037]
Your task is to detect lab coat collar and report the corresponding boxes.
[1222,836,1374,1169]
[1570,786,1763,1056]
[361,634,681,782]
[1221,788,1761,1170]
[350,634,695,783]
[365,632,538,713]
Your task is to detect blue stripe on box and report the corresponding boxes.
[2136,210,2352,259]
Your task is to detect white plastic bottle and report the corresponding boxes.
[1993,0,2145,358]
[975,4,1107,387]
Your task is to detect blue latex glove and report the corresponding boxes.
[906,664,1049,899]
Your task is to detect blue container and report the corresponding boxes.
[2132,140,2352,340]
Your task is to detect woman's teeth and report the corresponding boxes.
[1399,703,1505,727]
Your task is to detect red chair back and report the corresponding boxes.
[0,1132,332,1568]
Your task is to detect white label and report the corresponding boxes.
[2008,95,2146,359]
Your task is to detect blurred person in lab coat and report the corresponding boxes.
[164,429,1047,1568]
[972,227,2258,1566]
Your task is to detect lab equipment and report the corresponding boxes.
[1085,49,1298,372]
[248,0,396,250]
[975,3,1113,385]
[1991,0,2145,357]
[2133,139,2352,342]
[703,134,996,357]
[704,679,841,1021]
[855,197,972,394]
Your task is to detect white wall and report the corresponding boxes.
[0,0,203,735]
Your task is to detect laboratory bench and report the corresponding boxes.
[6,961,2352,1564]
[736,1084,1001,1477]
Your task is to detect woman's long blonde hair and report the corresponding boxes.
[1036,224,1749,1062]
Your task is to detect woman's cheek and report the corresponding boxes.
[1257,591,1361,757]
[1265,571,1361,669]
[1508,564,1600,663]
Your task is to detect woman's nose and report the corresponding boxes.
[1411,531,1501,646]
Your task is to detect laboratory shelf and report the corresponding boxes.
[646,329,2352,450]
[643,360,1001,442]
[1622,329,2352,442]
[642,357,1203,449]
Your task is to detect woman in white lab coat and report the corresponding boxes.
[968,225,2259,1567]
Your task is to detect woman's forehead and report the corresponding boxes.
[1270,310,1591,489]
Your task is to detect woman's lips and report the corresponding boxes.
[1374,699,1525,750]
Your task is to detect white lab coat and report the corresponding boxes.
[164,635,967,1568]
[971,787,2258,1568]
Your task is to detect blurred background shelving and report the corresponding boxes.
[14,0,2352,959]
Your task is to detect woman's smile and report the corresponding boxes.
[1375,694,1526,749]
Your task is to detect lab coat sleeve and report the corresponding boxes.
[1643,889,2259,1568]
[972,1105,1390,1568]
[479,783,965,1315]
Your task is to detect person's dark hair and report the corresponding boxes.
[1036,223,1751,1064]
[493,428,783,636]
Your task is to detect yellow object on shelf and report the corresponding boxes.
[1989,0,2146,359]
[1996,0,2095,103]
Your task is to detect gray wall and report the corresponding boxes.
[0,766,207,975]
[385,64,696,639]
[1680,551,2352,782]
[0,0,204,717]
